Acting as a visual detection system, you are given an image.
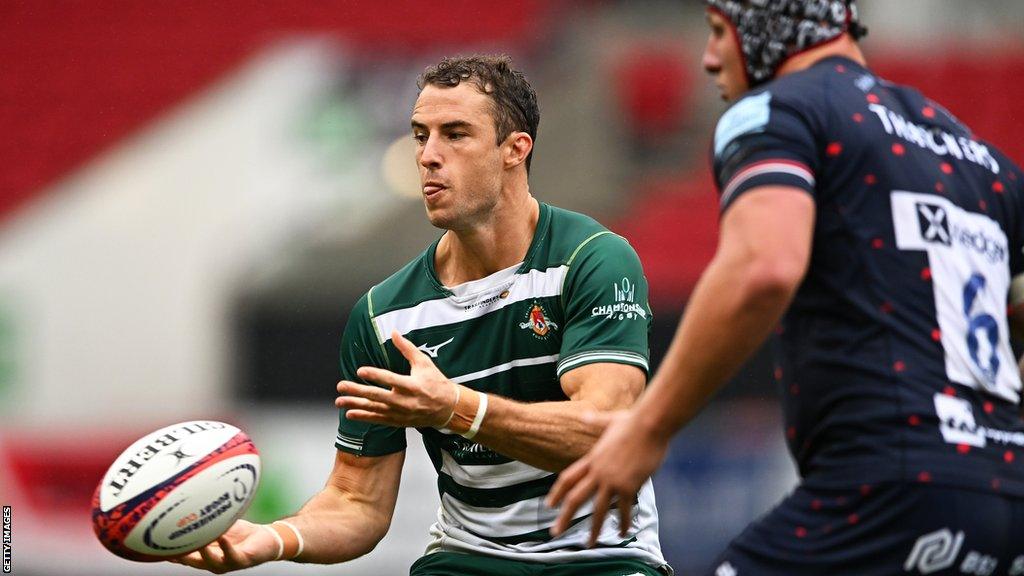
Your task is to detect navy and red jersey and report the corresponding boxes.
[712,56,1024,496]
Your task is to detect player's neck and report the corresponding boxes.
[435,191,540,287]
[776,34,867,78]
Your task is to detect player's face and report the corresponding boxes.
[411,83,506,231]
[702,10,749,102]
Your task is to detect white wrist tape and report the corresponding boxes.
[273,520,305,560]
[439,382,461,429]
[461,393,488,440]
[262,524,284,561]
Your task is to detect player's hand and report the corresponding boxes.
[336,330,457,428]
[169,519,278,573]
[546,409,670,548]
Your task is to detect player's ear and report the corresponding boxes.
[503,131,533,170]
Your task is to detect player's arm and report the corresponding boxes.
[338,333,644,472]
[172,449,404,571]
[631,186,813,437]
[467,233,652,471]
[338,234,652,472]
[173,291,405,573]
[468,362,645,471]
[272,449,404,562]
[548,186,814,540]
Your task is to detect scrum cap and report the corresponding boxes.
[705,0,868,86]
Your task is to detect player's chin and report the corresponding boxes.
[424,207,457,230]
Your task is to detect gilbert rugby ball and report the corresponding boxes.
[91,420,261,561]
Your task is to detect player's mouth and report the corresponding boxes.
[714,82,730,101]
[423,181,447,198]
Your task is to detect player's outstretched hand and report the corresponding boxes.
[170,519,278,574]
[336,330,457,429]
[546,409,670,548]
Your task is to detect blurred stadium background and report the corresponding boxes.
[0,1,1022,574]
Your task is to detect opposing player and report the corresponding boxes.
[173,55,669,575]
[549,1,1024,574]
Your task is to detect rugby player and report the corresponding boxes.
[548,2,1024,574]
[173,56,670,575]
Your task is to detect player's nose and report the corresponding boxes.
[419,135,442,169]
[702,37,721,74]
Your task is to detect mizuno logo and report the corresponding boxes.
[417,337,453,358]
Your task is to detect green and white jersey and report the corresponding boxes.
[335,203,665,569]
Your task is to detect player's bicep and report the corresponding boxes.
[559,362,645,411]
[719,185,815,291]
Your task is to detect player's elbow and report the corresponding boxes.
[741,255,806,306]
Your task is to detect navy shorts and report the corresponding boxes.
[707,482,1024,576]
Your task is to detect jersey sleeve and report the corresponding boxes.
[556,232,652,379]
[713,89,821,213]
[335,291,407,457]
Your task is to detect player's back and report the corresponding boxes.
[716,56,1024,495]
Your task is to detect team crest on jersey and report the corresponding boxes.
[519,302,558,338]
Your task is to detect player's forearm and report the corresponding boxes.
[637,250,799,439]
[275,487,390,564]
[471,395,615,472]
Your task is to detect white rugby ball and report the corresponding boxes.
[91,420,261,561]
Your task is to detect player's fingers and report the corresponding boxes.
[391,330,430,367]
[169,550,204,568]
[588,487,612,548]
[343,409,392,424]
[218,535,246,567]
[616,492,633,537]
[355,367,407,390]
[198,542,225,571]
[547,458,587,507]
[336,379,391,401]
[334,395,391,414]
[552,473,596,537]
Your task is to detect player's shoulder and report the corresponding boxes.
[363,246,443,317]
[713,57,864,160]
[544,203,636,265]
[991,148,1024,195]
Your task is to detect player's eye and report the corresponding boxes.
[448,132,466,141]
[413,133,428,144]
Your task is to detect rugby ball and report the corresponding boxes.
[91,420,261,561]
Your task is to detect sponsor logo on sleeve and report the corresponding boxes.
[716,92,770,158]
[592,278,647,321]
[714,91,771,158]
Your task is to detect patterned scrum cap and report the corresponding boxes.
[705,0,868,87]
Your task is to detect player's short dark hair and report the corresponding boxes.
[418,55,540,172]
